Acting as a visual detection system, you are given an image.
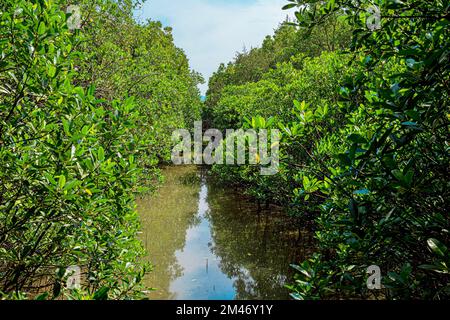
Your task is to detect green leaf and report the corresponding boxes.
[347,134,367,144]
[401,121,417,126]
[418,264,447,273]
[98,147,105,161]
[38,21,46,35]
[302,176,310,188]
[62,119,70,136]
[282,3,298,10]
[81,125,90,135]
[427,238,447,257]
[290,264,311,278]
[404,170,414,186]
[401,121,423,131]
[405,109,420,121]
[64,180,79,191]
[58,175,66,189]
[35,292,49,300]
[289,292,304,300]
[93,287,109,300]
[392,169,403,181]
[353,189,370,195]
[48,65,56,78]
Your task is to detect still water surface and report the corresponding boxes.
[137,166,311,300]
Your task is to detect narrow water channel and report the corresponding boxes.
[137,166,311,300]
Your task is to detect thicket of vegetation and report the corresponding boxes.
[0,0,201,299]
[206,0,449,299]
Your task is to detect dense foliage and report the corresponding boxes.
[206,0,449,299]
[1,0,448,301]
[0,0,201,299]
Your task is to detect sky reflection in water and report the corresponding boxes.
[137,166,312,300]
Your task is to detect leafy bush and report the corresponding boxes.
[206,0,449,300]
[0,0,201,299]
[282,0,449,300]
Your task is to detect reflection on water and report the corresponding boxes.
[137,166,312,300]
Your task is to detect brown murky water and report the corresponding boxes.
[137,166,311,300]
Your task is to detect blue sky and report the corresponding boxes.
[135,0,291,95]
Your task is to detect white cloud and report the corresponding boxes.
[136,0,291,95]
